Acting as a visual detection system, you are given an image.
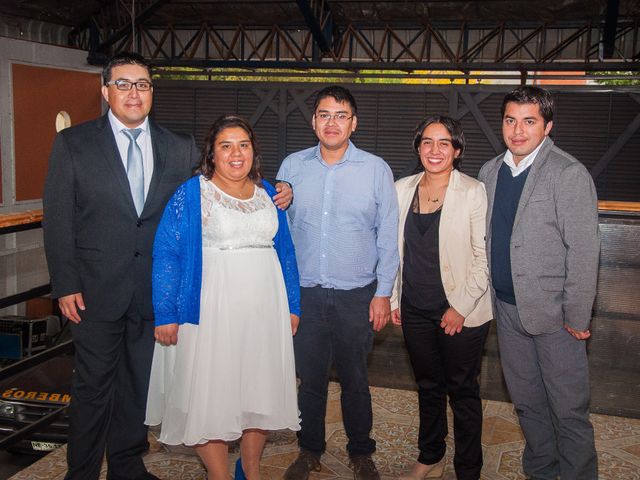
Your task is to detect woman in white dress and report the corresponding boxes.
[145,114,301,480]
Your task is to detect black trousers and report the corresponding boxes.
[65,303,155,480]
[401,299,489,480]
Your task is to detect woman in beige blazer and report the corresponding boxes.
[391,115,492,480]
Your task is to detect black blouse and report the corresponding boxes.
[401,186,449,315]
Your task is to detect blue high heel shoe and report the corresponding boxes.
[235,458,246,480]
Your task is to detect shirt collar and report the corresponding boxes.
[108,109,149,135]
[310,140,362,165]
[502,136,548,177]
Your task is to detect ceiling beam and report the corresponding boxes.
[96,0,172,53]
[72,18,640,71]
[602,0,620,58]
[295,0,333,56]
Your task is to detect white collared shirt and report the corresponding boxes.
[502,137,548,177]
[108,110,154,197]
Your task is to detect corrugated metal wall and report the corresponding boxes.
[151,81,640,418]
[151,82,640,201]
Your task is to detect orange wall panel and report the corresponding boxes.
[12,64,102,201]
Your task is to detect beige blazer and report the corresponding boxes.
[391,169,492,327]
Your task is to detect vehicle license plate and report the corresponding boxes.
[31,441,62,451]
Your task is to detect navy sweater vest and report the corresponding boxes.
[490,162,530,305]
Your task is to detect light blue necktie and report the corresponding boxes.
[123,128,144,216]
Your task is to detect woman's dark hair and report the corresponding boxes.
[196,114,264,184]
[412,115,466,170]
[501,86,554,125]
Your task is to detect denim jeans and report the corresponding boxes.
[294,283,376,456]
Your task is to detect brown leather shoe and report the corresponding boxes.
[350,454,380,480]
[283,450,322,480]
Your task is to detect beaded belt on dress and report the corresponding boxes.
[208,244,273,250]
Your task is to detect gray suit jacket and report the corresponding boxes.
[478,137,600,334]
[43,114,200,322]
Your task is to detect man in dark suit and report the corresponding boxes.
[43,52,197,480]
[478,86,599,480]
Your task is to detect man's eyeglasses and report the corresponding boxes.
[315,112,354,123]
[105,80,153,91]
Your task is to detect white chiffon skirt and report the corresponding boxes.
[145,247,300,446]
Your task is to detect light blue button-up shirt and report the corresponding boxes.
[277,141,399,297]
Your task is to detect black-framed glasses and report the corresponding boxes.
[315,112,354,123]
[105,80,153,91]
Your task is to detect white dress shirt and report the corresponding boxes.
[108,110,154,198]
[502,137,548,177]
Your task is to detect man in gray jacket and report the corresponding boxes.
[478,86,599,480]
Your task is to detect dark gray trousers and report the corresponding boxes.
[495,298,597,480]
[65,304,154,480]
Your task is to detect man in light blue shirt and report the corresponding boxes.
[278,86,399,480]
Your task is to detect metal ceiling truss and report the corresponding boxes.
[72,16,640,71]
[70,0,169,64]
[295,0,334,58]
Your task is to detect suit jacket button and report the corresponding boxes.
[137,220,142,227]
[134,251,141,257]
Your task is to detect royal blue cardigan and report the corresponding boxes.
[152,176,301,326]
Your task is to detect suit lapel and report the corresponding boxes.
[96,115,139,215]
[483,154,504,234]
[144,120,167,213]
[439,169,459,261]
[512,137,554,232]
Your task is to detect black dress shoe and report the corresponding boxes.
[136,473,161,480]
[107,472,161,480]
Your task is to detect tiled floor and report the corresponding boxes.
[10,382,640,479]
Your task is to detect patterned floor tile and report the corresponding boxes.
[594,450,640,480]
[495,449,526,480]
[592,413,640,440]
[370,386,418,417]
[622,442,640,457]
[482,416,524,445]
[10,382,640,480]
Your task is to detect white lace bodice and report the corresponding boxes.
[200,177,278,249]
